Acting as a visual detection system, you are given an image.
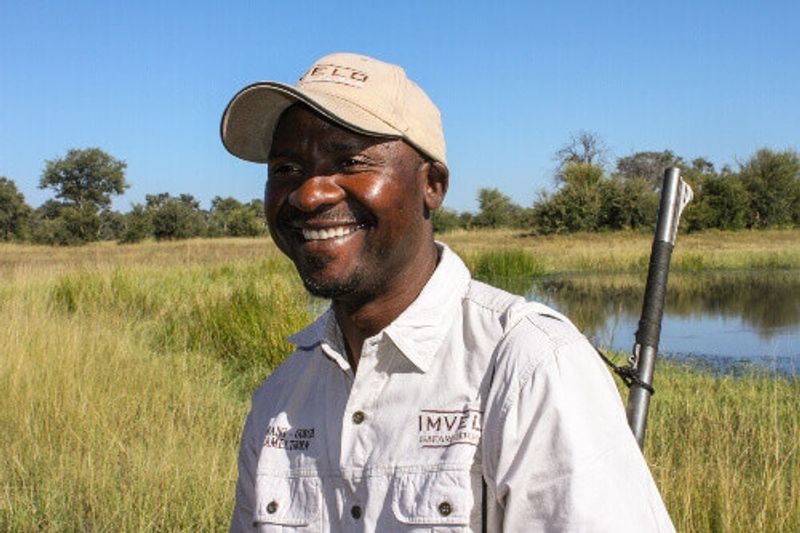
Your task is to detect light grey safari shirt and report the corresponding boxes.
[231,244,675,532]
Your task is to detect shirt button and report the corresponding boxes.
[438,501,452,516]
[352,411,366,424]
[266,501,278,514]
[350,505,362,519]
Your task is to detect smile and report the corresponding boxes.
[301,225,363,241]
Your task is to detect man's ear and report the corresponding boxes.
[423,161,449,210]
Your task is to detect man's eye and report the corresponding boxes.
[340,157,368,171]
[269,163,301,178]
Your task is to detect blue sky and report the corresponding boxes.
[1,1,798,213]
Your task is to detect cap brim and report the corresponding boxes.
[220,82,402,163]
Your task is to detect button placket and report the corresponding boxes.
[339,334,390,471]
[350,504,362,519]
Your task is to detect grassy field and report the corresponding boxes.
[1,230,799,531]
[444,227,800,274]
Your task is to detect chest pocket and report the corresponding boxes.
[391,469,476,530]
[253,475,321,531]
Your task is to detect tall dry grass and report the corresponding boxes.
[441,227,800,274]
[643,362,800,532]
[1,241,310,530]
[1,231,799,530]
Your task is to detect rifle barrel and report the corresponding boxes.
[626,168,693,448]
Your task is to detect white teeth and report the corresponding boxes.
[302,226,358,241]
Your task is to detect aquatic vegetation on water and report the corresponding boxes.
[467,249,545,294]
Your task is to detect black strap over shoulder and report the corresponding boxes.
[594,347,655,395]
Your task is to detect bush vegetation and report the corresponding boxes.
[4,143,799,246]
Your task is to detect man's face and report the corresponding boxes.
[266,105,434,301]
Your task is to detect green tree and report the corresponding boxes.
[36,148,128,244]
[614,150,684,189]
[473,188,525,228]
[39,148,128,210]
[30,202,101,245]
[684,165,750,232]
[229,200,266,237]
[208,196,265,237]
[533,163,606,234]
[431,207,462,233]
[458,211,475,229]
[705,172,750,230]
[599,177,658,230]
[0,177,32,241]
[147,193,207,240]
[118,204,153,244]
[678,158,720,231]
[97,210,127,241]
[738,148,800,228]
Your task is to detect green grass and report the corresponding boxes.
[468,248,546,294]
[642,360,800,532]
[1,230,799,531]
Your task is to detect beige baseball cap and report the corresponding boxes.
[220,52,447,165]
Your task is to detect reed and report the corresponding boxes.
[641,361,800,532]
[468,248,546,294]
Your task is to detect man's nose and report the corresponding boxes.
[288,174,346,212]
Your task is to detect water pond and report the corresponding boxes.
[517,270,800,376]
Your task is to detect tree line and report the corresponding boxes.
[434,133,800,234]
[2,137,799,245]
[0,148,266,245]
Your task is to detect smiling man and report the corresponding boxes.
[221,53,674,532]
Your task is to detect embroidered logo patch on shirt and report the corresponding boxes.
[263,424,316,451]
[418,408,482,448]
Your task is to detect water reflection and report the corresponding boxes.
[489,270,800,375]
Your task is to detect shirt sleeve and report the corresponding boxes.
[230,408,258,533]
[482,313,675,532]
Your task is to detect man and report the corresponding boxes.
[221,52,674,532]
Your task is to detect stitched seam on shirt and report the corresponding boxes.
[463,285,521,315]
[255,463,481,478]
[486,313,587,460]
[523,313,576,347]
[497,322,591,420]
[483,354,544,482]
[462,295,509,315]
[482,319,556,471]
[498,349,554,419]
[495,314,563,415]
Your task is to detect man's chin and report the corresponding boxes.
[301,274,361,299]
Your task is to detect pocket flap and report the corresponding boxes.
[254,476,320,526]
[391,470,474,525]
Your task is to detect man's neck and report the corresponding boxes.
[333,243,440,371]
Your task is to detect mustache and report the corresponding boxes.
[278,204,373,227]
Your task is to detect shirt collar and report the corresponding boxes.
[288,308,352,372]
[382,243,470,372]
[288,242,471,373]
